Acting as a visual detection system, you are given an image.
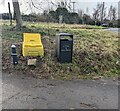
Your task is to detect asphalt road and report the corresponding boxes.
[105,28,119,33]
[1,73,119,109]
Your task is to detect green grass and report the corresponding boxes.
[2,21,119,80]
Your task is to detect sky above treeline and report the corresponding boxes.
[0,0,119,16]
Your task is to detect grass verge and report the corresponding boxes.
[2,21,119,80]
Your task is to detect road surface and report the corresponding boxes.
[105,28,119,33]
[1,73,119,109]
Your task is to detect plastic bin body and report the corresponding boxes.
[22,33,44,57]
[11,45,18,65]
[56,33,73,63]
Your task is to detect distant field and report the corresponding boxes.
[2,21,119,80]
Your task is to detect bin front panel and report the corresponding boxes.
[59,40,73,63]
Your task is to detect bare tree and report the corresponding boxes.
[100,2,106,23]
[93,3,101,25]
[78,9,84,17]
[108,5,117,21]
[93,2,106,24]
[56,0,72,10]
[78,9,84,24]
[12,0,22,28]
[118,2,120,28]
[93,9,99,20]
[86,7,89,15]
[108,5,113,21]
[23,0,72,14]
[8,2,12,25]
[0,0,5,5]
[112,7,117,21]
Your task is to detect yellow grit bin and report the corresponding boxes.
[22,33,44,57]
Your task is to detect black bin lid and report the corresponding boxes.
[56,33,73,40]
[56,32,73,36]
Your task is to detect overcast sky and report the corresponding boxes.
[0,0,119,16]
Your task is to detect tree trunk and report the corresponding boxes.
[8,2,12,26]
[101,2,105,24]
[12,0,22,28]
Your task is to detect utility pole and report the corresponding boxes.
[8,2,12,25]
[71,2,76,13]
